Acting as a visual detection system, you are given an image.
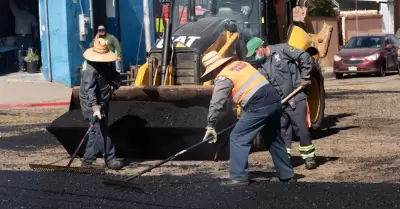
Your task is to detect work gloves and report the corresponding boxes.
[92,105,102,120]
[203,126,218,143]
[301,79,311,88]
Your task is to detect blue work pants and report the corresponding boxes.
[229,101,294,181]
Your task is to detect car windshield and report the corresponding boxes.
[344,36,383,49]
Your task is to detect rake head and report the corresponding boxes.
[29,164,106,175]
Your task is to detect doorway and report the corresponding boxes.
[0,0,40,75]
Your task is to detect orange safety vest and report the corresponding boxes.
[217,61,269,107]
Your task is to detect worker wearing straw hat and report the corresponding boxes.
[201,51,294,186]
[79,38,123,170]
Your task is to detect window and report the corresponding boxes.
[344,36,383,49]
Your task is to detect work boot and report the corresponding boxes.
[19,66,26,72]
[106,158,124,170]
[220,179,250,187]
[270,177,297,183]
[81,160,106,169]
[304,157,317,170]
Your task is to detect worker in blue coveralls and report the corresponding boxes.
[246,37,318,170]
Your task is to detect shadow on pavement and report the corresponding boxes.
[327,90,400,99]
[312,126,359,140]
[0,170,399,208]
[0,129,60,151]
[337,73,398,80]
[310,113,359,140]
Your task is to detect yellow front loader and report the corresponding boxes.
[47,0,332,159]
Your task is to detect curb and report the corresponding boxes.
[0,101,70,108]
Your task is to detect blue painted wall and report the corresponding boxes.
[39,0,155,87]
[47,0,71,86]
[106,0,119,39]
[119,0,155,68]
[38,0,49,81]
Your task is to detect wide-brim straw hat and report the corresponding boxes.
[83,38,117,62]
[200,51,232,82]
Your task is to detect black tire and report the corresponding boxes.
[335,73,343,79]
[310,77,325,131]
[397,62,400,75]
[379,62,386,77]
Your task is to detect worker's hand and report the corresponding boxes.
[117,56,122,62]
[301,79,311,88]
[95,33,100,39]
[92,105,102,120]
[203,127,218,143]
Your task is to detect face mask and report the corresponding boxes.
[255,55,264,60]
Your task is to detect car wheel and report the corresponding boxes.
[398,62,400,75]
[335,73,343,79]
[379,64,386,77]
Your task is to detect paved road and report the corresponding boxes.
[0,75,400,208]
[324,73,400,91]
[0,170,398,209]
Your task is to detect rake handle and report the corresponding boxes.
[123,123,237,182]
[281,86,304,104]
[66,88,117,167]
[120,86,303,182]
[66,118,98,167]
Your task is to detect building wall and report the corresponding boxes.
[39,0,155,87]
[344,15,383,42]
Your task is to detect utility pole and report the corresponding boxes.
[143,0,152,53]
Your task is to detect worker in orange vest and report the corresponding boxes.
[246,37,317,170]
[201,51,294,186]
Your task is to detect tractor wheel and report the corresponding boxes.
[307,69,325,131]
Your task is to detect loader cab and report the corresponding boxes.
[163,0,281,58]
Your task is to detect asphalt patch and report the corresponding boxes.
[0,170,399,209]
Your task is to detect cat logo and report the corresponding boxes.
[175,42,186,48]
[289,46,295,52]
[156,36,201,49]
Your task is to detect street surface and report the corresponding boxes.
[0,74,400,208]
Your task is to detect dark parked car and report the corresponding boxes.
[333,34,400,79]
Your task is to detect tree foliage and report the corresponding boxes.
[308,0,338,17]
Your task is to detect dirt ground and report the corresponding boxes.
[1,74,400,185]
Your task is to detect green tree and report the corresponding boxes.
[308,0,338,17]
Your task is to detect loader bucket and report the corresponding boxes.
[46,86,236,160]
